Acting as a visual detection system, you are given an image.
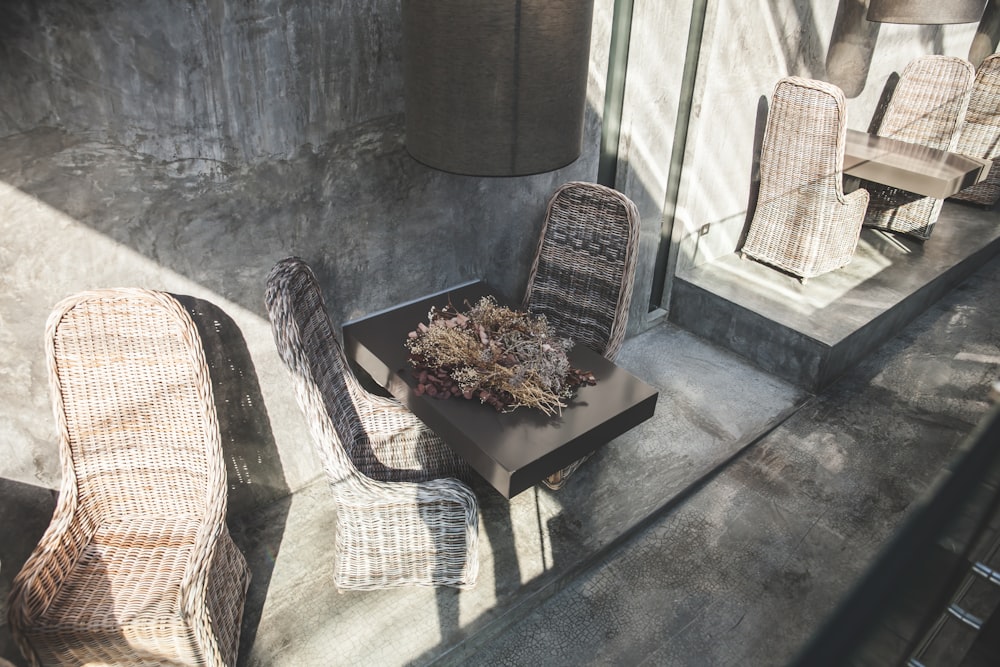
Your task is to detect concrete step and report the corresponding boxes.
[669,201,1000,391]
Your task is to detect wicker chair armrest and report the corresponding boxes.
[341,476,479,549]
[338,474,476,512]
[841,186,870,212]
[334,476,480,588]
[178,518,224,616]
[178,452,230,626]
[8,499,93,628]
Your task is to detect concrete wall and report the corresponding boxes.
[0,0,613,506]
[1,0,997,508]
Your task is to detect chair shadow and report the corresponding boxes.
[868,73,900,135]
[173,294,291,665]
[0,477,57,665]
[736,94,770,254]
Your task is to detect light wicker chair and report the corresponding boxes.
[265,257,479,590]
[523,181,641,490]
[951,53,1000,207]
[863,55,975,239]
[7,289,250,667]
[741,76,870,281]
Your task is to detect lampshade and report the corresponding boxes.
[867,0,987,24]
[402,0,596,176]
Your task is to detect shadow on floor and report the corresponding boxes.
[0,477,57,665]
[175,294,292,664]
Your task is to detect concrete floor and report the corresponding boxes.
[1,202,997,666]
[2,250,998,666]
[223,315,808,666]
[460,251,1000,666]
[234,246,994,666]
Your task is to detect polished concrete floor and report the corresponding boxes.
[234,244,998,666]
[2,242,998,666]
[461,251,1000,666]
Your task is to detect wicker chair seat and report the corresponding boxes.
[8,289,250,667]
[863,55,975,239]
[265,257,479,590]
[742,76,869,280]
[33,517,246,664]
[952,53,1000,207]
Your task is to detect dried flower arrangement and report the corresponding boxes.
[405,297,596,415]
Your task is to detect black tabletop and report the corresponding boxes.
[342,281,659,498]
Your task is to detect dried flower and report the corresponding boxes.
[405,297,596,415]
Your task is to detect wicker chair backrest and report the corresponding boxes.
[952,54,1000,204]
[46,289,224,526]
[523,181,640,362]
[878,55,975,151]
[960,54,1000,154]
[265,258,367,485]
[759,77,850,208]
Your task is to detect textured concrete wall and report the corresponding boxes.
[0,0,992,508]
[671,0,984,274]
[0,0,612,505]
[0,0,403,165]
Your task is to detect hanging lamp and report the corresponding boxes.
[402,0,596,176]
[866,0,987,24]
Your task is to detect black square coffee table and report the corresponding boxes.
[342,280,659,498]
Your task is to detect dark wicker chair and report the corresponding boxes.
[863,55,975,239]
[741,77,869,280]
[265,257,479,590]
[523,181,641,489]
[8,289,250,667]
[951,53,1000,207]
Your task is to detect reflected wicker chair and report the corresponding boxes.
[741,76,869,281]
[951,53,1000,207]
[523,181,641,489]
[7,289,250,667]
[265,257,479,590]
[863,55,975,239]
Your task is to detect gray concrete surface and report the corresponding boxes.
[0,3,996,665]
[5,248,996,666]
[672,203,1000,389]
[223,321,805,667]
[462,251,1000,667]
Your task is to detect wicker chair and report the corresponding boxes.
[741,77,870,281]
[951,53,1000,207]
[7,289,250,667]
[264,257,479,590]
[523,181,641,489]
[863,55,975,239]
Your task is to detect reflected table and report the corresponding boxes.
[342,280,659,498]
[843,129,990,199]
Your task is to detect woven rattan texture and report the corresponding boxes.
[7,289,250,666]
[952,53,1000,206]
[523,181,641,489]
[523,182,640,361]
[863,55,975,239]
[264,258,479,590]
[741,77,869,280]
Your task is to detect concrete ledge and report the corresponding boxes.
[670,201,1000,391]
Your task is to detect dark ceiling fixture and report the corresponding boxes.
[402,0,596,177]
[867,0,988,24]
